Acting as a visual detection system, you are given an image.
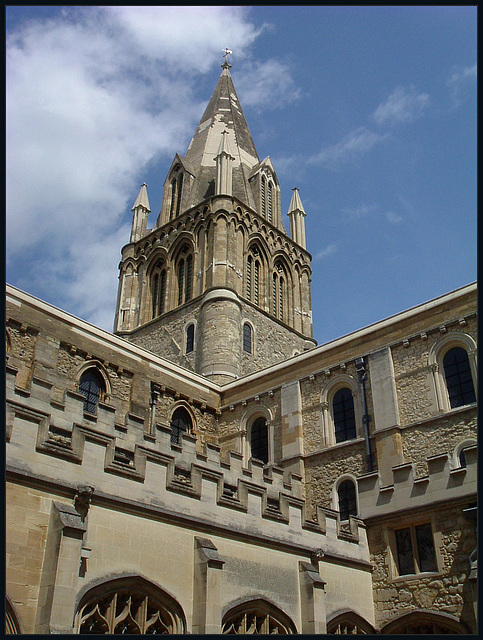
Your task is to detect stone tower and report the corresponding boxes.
[114,58,315,383]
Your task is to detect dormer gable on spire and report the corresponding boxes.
[248,157,285,231]
[156,154,197,227]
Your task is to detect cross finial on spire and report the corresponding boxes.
[222,48,232,69]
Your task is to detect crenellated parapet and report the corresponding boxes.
[357,445,477,520]
[6,365,369,563]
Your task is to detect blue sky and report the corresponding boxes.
[6,6,476,346]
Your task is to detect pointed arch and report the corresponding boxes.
[327,610,375,634]
[169,402,196,444]
[381,609,468,634]
[77,361,112,414]
[222,598,296,634]
[75,575,186,634]
[5,594,23,634]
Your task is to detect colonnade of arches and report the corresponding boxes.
[6,580,467,634]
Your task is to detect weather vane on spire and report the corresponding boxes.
[222,48,232,69]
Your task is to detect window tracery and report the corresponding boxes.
[175,245,194,306]
[76,582,184,634]
[222,601,295,634]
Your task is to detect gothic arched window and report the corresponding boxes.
[170,406,193,444]
[76,578,185,634]
[79,368,105,414]
[246,247,262,307]
[169,170,184,220]
[222,599,296,634]
[250,416,268,463]
[333,387,356,443]
[442,346,476,409]
[176,245,194,306]
[151,262,167,318]
[272,262,286,322]
[267,181,273,224]
[243,323,252,354]
[337,479,357,521]
[185,323,195,354]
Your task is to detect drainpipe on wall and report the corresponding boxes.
[355,357,373,472]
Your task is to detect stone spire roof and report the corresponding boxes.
[288,187,306,216]
[183,64,259,206]
[132,182,150,211]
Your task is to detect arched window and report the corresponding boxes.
[381,611,467,634]
[260,176,266,218]
[151,263,167,318]
[79,368,105,414]
[176,245,194,306]
[246,247,261,306]
[175,174,183,217]
[428,335,477,413]
[337,479,357,521]
[243,323,252,354]
[272,262,286,321]
[185,323,195,354]
[246,256,252,300]
[170,407,193,444]
[5,596,22,634]
[250,416,268,463]
[254,260,260,305]
[222,599,296,634]
[333,388,356,443]
[169,178,177,220]
[327,611,375,635]
[442,346,476,409]
[267,181,273,223]
[454,439,476,469]
[76,577,185,634]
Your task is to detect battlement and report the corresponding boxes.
[357,445,477,520]
[6,366,370,562]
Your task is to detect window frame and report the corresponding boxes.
[336,478,358,521]
[170,405,195,445]
[320,375,363,448]
[428,333,477,413]
[242,321,254,355]
[77,363,110,415]
[388,519,440,580]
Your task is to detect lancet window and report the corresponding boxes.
[272,262,286,322]
[176,245,194,306]
[246,247,261,307]
[260,173,275,224]
[169,170,184,220]
[170,406,193,444]
[79,368,106,414]
[151,261,167,318]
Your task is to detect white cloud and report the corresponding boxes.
[315,243,337,260]
[386,211,403,224]
[342,204,377,221]
[234,58,301,109]
[6,6,266,330]
[447,63,477,107]
[308,127,390,168]
[373,85,430,125]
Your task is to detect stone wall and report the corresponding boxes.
[368,504,476,631]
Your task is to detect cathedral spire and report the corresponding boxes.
[287,187,307,249]
[130,182,150,243]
